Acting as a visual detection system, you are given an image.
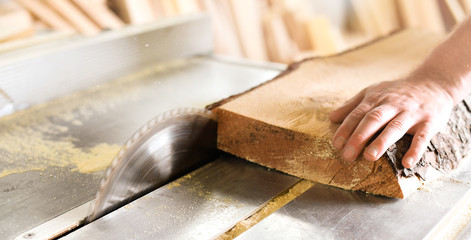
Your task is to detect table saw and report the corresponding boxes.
[1,14,471,240]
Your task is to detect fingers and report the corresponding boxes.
[339,105,399,161]
[402,123,434,168]
[363,112,415,161]
[329,90,365,123]
[332,102,371,151]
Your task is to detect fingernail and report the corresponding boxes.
[333,136,346,149]
[404,157,414,168]
[366,145,378,159]
[343,146,356,161]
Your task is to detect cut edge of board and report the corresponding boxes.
[214,108,426,198]
[214,106,449,199]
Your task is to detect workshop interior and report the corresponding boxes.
[1,0,471,239]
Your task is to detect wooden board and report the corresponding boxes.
[282,10,311,52]
[108,0,155,24]
[445,0,467,22]
[72,0,124,30]
[0,1,34,42]
[228,0,267,61]
[304,15,345,55]
[203,0,243,57]
[174,0,200,14]
[262,10,294,63]
[45,0,101,36]
[209,30,471,198]
[396,0,445,33]
[16,0,74,31]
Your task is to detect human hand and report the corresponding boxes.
[329,72,455,168]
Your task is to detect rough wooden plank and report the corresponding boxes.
[16,0,74,31]
[0,1,34,42]
[209,30,470,199]
[228,0,267,61]
[72,0,125,30]
[45,0,101,36]
[108,0,155,24]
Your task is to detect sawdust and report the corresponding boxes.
[418,185,432,192]
[222,196,239,205]
[165,171,196,189]
[124,205,132,210]
[0,93,124,178]
[71,143,122,173]
[164,164,218,200]
[0,116,121,177]
[166,181,181,189]
[216,179,315,240]
[0,59,190,178]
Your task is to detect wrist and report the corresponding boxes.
[412,56,468,105]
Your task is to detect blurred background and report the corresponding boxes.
[0,0,469,64]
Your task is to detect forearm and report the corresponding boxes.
[329,20,471,167]
[417,16,471,104]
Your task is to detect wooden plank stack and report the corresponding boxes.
[0,1,34,43]
[15,0,124,35]
[139,0,467,64]
[0,0,125,52]
[207,0,469,63]
[0,0,470,59]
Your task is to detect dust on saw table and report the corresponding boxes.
[0,57,281,240]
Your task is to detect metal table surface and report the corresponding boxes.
[64,157,471,240]
[62,154,299,239]
[0,56,282,240]
[236,161,471,240]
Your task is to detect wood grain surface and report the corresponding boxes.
[210,30,471,198]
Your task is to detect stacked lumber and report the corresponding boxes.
[209,30,471,199]
[0,0,205,52]
[107,0,203,24]
[203,0,349,63]
[1,0,470,60]
[200,0,470,63]
[15,0,124,35]
[0,1,34,43]
[0,0,125,52]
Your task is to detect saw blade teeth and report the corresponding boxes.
[180,107,189,114]
[99,179,106,191]
[149,118,156,126]
[95,179,108,197]
[104,168,112,181]
[119,147,126,157]
[141,124,149,134]
[110,157,118,169]
[88,107,217,222]
[125,140,132,149]
[88,201,95,212]
[161,111,169,120]
[132,132,140,141]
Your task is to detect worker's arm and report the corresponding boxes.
[329,16,471,168]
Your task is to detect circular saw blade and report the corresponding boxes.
[87,107,218,222]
